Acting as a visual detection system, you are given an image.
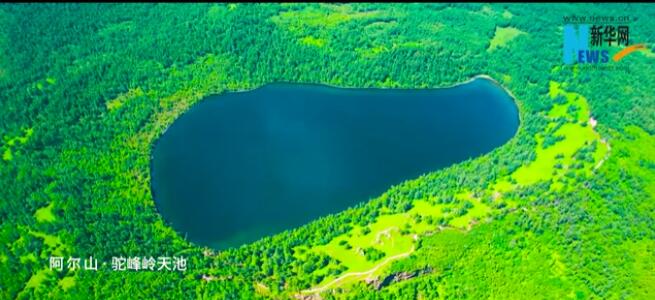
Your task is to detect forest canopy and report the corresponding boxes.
[1,3,654,299]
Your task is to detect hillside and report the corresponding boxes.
[1,3,654,299]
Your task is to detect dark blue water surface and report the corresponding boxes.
[151,78,519,249]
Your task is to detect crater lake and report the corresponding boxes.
[150,77,519,249]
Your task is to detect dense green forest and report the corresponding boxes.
[1,3,654,299]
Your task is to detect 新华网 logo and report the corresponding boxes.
[563,23,645,64]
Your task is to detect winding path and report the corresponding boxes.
[300,247,415,295]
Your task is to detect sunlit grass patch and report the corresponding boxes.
[487,26,526,52]
[34,202,56,223]
[59,276,76,291]
[24,269,52,289]
[300,36,326,47]
[492,81,602,192]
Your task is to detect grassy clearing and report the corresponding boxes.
[254,282,270,297]
[34,202,56,223]
[24,269,52,289]
[304,198,492,292]
[511,123,596,186]
[300,36,326,48]
[626,239,655,298]
[2,147,11,161]
[272,4,390,54]
[450,199,491,229]
[487,26,526,52]
[312,211,417,274]
[301,80,607,294]
[493,81,604,193]
[502,10,513,19]
[271,4,382,33]
[2,127,34,161]
[106,87,144,111]
[20,252,37,264]
[29,230,61,249]
[58,276,76,291]
[356,45,389,58]
[28,229,69,257]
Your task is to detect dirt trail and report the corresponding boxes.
[300,247,415,295]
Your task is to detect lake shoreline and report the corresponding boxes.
[149,78,520,249]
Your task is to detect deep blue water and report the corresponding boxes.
[151,78,519,249]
